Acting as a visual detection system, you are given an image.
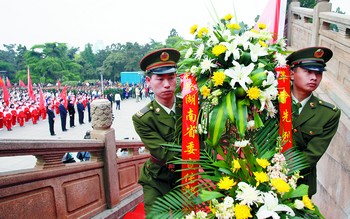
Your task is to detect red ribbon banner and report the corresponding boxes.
[275,65,293,152]
[180,73,200,193]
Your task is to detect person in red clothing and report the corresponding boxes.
[17,105,26,127]
[3,106,13,131]
[24,103,31,122]
[0,105,4,130]
[30,102,39,124]
[10,103,17,127]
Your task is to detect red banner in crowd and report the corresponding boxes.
[276,65,292,152]
[19,80,26,87]
[6,77,12,88]
[27,66,35,100]
[180,73,200,194]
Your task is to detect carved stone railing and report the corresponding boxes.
[287,2,350,219]
[0,99,149,219]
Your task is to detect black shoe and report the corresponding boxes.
[51,134,56,136]
[63,129,68,132]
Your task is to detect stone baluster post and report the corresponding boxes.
[90,99,119,208]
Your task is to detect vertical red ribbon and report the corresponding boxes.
[180,73,200,193]
[275,65,293,152]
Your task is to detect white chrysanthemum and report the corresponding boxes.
[234,139,250,148]
[200,57,216,73]
[247,120,256,130]
[294,199,305,210]
[195,44,205,60]
[196,210,208,219]
[249,43,268,62]
[257,30,273,41]
[277,38,287,48]
[185,47,193,59]
[256,192,295,219]
[236,182,263,207]
[190,65,199,74]
[185,211,196,219]
[224,61,254,91]
[275,53,287,66]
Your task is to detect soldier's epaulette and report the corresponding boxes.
[318,100,338,111]
[135,103,153,118]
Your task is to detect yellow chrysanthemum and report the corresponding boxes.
[232,159,241,172]
[256,158,270,169]
[302,195,315,210]
[247,86,261,100]
[226,23,241,30]
[271,178,291,194]
[234,204,253,219]
[259,40,268,48]
[212,44,227,56]
[200,85,211,99]
[211,71,225,87]
[258,22,267,30]
[197,27,209,38]
[190,24,198,35]
[250,29,259,34]
[223,13,233,21]
[218,176,236,190]
[253,171,269,186]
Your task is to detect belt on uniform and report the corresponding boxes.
[150,155,176,172]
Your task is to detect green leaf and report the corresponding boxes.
[208,102,228,146]
[283,184,309,199]
[199,190,224,202]
[225,90,236,123]
[253,111,264,129]
[236,99,248,137]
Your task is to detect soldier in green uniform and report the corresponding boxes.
[287,47,341,197]
[132,48,181,216]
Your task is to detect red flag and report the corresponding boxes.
[27,66,35,100]
[257,0,287,41]
[0,76,4,87]
[6,77,12,88]
[19,80,26,87]
[2,83,10,106]
[57,80,61,88]
[39,87,45,109]
[60,86,68,108]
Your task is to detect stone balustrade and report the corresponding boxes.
[0,99,149,219]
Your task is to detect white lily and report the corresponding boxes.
[222,41,240,61]
[249,43,268,62]
[185,47,193,59]
[256,192,295,219]
[224,61,254,91]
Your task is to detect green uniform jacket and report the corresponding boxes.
[292,95,341,196]
[132,99,182,195]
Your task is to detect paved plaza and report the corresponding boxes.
[0,98,150,172]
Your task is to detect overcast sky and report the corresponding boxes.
[1,0,349,51]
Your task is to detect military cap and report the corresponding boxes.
[286,47,333,72]
[139,48,180,75]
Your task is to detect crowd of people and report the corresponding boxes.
[0,81,152,135]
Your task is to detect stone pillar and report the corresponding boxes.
[287,2,301,46]
[311,2,332,46]
[90,99,120,208]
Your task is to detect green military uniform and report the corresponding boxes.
[292,95,340,196]
[132,99,182,214]
[287,47,341,196]
[133,48,181,216]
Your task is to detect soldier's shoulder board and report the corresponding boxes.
[318,100,338,111]
[135,103,153,118]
